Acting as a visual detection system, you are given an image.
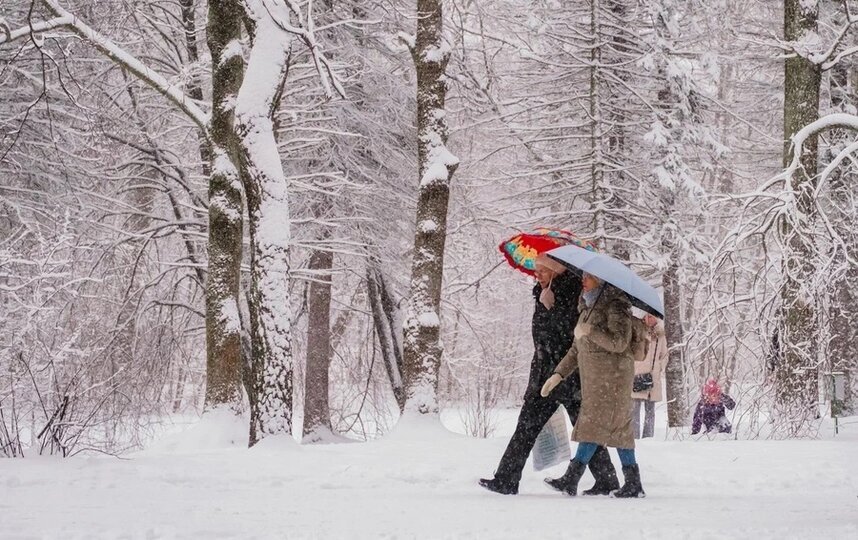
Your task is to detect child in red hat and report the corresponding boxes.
[691,379,736,435]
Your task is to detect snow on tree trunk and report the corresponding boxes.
[400,0,459,416]
[777,0,822,428]
[302,243,334,441]
[236,6,295,445]
[204,0,246,412]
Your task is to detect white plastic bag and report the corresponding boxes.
[532,406,570,471]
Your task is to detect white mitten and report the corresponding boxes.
[540,373,563,397]
[574,322,591,340]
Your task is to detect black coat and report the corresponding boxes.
[526,271,583,403]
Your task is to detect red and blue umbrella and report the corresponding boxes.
[499,228,597,277]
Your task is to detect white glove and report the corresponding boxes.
[541,373,563,397]
[574,322,592,340]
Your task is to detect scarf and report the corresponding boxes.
[582,286,602,308]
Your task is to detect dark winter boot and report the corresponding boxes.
[543,459,587,496]
[611,464,646,498]
[582,446,620,496]
[478,477,518,495]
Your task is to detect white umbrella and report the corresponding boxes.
[546,244,664,318]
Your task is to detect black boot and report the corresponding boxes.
[543,459,587,496]
[611,464,646,498]
[582,446,620,496]
[478,477,518,495]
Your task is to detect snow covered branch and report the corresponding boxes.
[0,15,73,45]
[18,0,213,133]
[261,0,346,100]
[778,0,858,71]
[782,113,858,184]
[0,16,11,41]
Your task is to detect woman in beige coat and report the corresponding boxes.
[632,315,668,439]
[541,273,645,498]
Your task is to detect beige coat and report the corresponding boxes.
[554,286,635,449]
[632,322,668,402]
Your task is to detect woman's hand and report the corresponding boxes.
[574,322,592,340]
[541,373,563,397]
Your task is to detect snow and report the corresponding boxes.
[654,165,676,191]
[419,109,460,188]
[209,194,241,222]
[791,30,823,60]
[644,120,669,148]
[416,310,440,328]
[386,410,458,441]
[219,39,243,67]
[212,150,240,189]
[219,298,240,333]
[418,219,438,233]
[423,40,451,63]
[798,0,819,14]
[145,407,247,454]
[396,31,416,50]
[419,133,460,188]
[3,410,856,539]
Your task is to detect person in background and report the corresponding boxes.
[631,314,668,439]
[691,379,736,435]
[541,273,645,498]
[479,255,616,496]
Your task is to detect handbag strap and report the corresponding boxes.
[649,337,657,373]
[644,335,658,400]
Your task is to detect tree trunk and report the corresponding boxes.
[203,0,246,411]
[302,0,338,441]
[663,248,688,426]
[589,0,606,248]
[367,261,406,410]
[777,0,822,427]
[401,0,460,416]
[302,244,334,440]
[180,0,212,177]
[237,10,295,445]
[647,1,697,427]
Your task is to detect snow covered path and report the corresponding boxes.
[2,415,857,539]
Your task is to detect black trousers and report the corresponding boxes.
[494,390,607,485]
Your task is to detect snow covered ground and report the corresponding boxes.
[2,409,857,540]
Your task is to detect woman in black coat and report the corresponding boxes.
[479,255,617,495]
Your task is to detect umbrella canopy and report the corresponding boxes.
[499,228,597,276]
[546,244,664,318]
